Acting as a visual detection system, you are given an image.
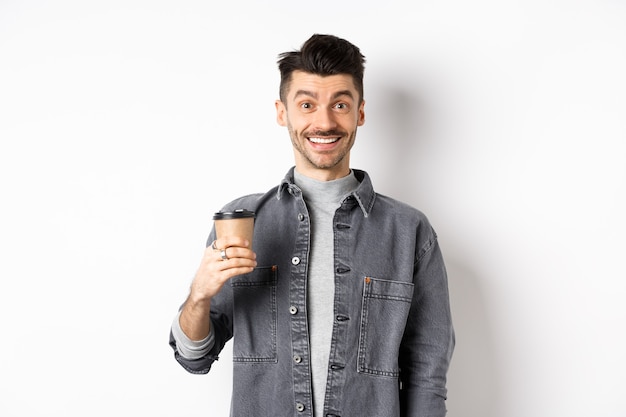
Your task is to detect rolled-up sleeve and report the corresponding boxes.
[170,310,215,360]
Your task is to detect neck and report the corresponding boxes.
[293,169,359,204]
[295,168,350,182]
[294,162,351,181]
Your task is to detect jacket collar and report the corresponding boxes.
[277,167,376,218]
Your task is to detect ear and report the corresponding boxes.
[275,100,287,126]
[357,99,366,126]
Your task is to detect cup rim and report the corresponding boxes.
[213,209,256,220]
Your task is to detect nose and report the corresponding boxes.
[312,107,337,132]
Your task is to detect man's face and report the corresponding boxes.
[275,70,365,181]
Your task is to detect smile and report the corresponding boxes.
[308,137,339,144]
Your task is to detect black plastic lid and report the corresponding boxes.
[213,209,256,220]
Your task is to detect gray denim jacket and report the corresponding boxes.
[170,168,455,417]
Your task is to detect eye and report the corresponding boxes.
[334,102,350,112]
[299,102,315,112]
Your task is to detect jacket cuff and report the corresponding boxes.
[170,310,215,360]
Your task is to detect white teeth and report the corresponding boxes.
[309,137,338,144]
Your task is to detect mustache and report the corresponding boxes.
[305,130,345,137]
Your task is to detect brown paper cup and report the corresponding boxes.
[213,209,256,246]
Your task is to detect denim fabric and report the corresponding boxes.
[170,168,455,417]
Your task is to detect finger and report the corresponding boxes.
[208,246,255,263]
[215,259,257,280]
[212,236,251,250]
[196,256,256,285]
[225,265,256,277]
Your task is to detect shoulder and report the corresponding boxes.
[374,193,432,226]
[372,193,439,257]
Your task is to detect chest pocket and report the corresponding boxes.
[230,265,277,362]
[358,276,414,377]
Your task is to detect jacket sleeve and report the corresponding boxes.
[399,229,455,417]
[169,286,234,374]
[169,232,235,374]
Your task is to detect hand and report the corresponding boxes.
[189,236,257,304]
[180,236,256,341]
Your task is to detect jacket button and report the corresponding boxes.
[296,402,305,412]
[293,355,302,363]
[289,306,298,315]
[291,256,300,265]
[298,213,305,221]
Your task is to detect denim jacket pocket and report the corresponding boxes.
[358,276,414,377]
[230,265,277,363]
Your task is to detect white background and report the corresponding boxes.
[1,1,625,416]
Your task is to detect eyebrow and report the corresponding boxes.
[293,89,355,101]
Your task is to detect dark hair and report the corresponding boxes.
[277,34,366,103]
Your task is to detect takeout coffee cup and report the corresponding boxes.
[213,209,256,246]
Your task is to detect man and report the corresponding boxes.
[170,34,455,417]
